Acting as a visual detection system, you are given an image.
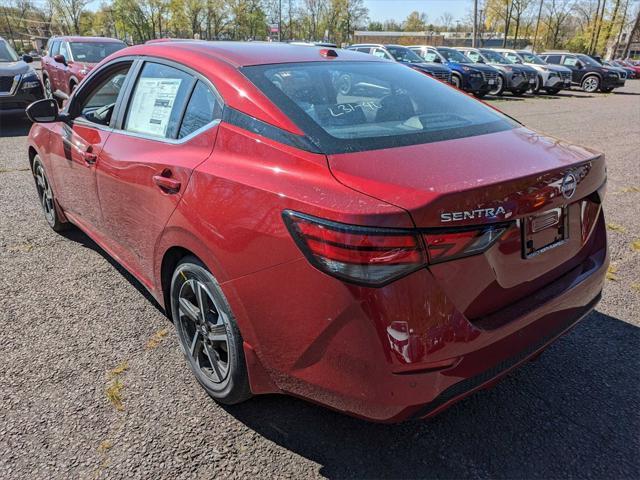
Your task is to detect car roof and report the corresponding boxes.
[123,41,377,67]
[51,36,124,43]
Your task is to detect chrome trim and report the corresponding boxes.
[0,74,21,96]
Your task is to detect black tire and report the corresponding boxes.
[170,256,251,405]
[488,75,505,96]
[600,87,614,93]
[472,91,487,99]
[43,76,53,99]
[31,155,68,232]
[451,74,462,89]
[581,75,600,93]
[512,88,527,97]
[545,87,562,95]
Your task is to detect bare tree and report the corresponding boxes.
[52,0,90,34]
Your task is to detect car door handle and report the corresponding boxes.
[83,150,97,165]
[153,174,181,194]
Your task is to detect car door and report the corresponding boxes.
[47,60,134,231]
[95,60,222,285]
[561,55,583,83]
[56,41,71,95]
[45,40,60,90]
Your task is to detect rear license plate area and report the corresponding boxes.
[522,207,568,258]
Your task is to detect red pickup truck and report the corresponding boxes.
[42,36,126,103]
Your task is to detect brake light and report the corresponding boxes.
[283,211,509,286]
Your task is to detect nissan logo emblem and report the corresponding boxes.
[561,172,577,199]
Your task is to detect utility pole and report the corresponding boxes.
[532,0,544,52]
[502,1,514,48]
[473,0,478,47]
[278,0,282,42]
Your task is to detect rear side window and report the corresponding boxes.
[242,61,517,154]
[545,55,561,64]
[124,62,194,139]
[421,50,439,62]
[466,51,481,62]
[178,81,223,138]
[563,56,578,66]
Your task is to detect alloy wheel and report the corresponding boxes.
[489,75,503,95]
[176,276,231,384]
[582,76,599,93]
[44,78,53,99]
[34,162,55,227]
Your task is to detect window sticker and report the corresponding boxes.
[127,77,182,137]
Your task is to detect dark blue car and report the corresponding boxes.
[410,46,500,98]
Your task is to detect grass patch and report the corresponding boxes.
[632,240,640,252]
[145,327,169,350]
[97,440,113,453]
[618,186,640,193]
[606,223,626,233]
[606,265,619,281]
[105,379,125,411]
[108,361,128,379]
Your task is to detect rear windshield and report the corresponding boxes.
[69,42,126,63]
[242,61,516,154]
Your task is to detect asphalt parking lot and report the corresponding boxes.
[1,76,639,479]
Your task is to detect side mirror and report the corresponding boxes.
[26,99,60,123]
[53,54,67,65]
[576,61,583,69]
[433,56,442,63]
[22,54,33,63]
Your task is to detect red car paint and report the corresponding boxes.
[28,42,608,422]
[41,36,126,99]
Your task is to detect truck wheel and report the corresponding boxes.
[581,75,600,93]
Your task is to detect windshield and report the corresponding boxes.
[577,54,602,67]
[0,41,19,62]
[438,48,472,63]
[519,52,546,65]
[242,61,516,154]
[69,42,126,63]
[481,50,511,64]
[386,46,424,63]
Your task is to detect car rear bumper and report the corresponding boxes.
[227,212,609,422]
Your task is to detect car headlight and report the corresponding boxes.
[21,81,41,90]
[503,66,513,72]
[470,72,483,77]
[80,69,89,75]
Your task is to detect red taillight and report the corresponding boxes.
[283,211,425,286]
[283,211,509,286]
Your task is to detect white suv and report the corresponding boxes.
[493,49,572,94]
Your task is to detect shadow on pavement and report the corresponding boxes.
[223,311,639,479]
[0,115,32,137]
[60,227,166,315]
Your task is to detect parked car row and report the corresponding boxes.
[0,35,637,120]
[346,43,632,97]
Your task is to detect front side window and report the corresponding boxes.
[438,48,472,63]
[124,62,194,138]
[563,56,578,66]
[49,41,60,57]
[466,51,480,62]
[69,42,126,63]
[372,48,392,60]
[178,81,223,139]
[243,61,517,154]
[481,50,511,64]
[386,46,423,63]
[505,52,523,64]
[59,42,69,61]
[77,64,131,126]
[420,50,439,63]
[544,54,561,64]
[520,52,546,65]
[0,41,18,62]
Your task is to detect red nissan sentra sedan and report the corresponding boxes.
[25,42,608,422]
